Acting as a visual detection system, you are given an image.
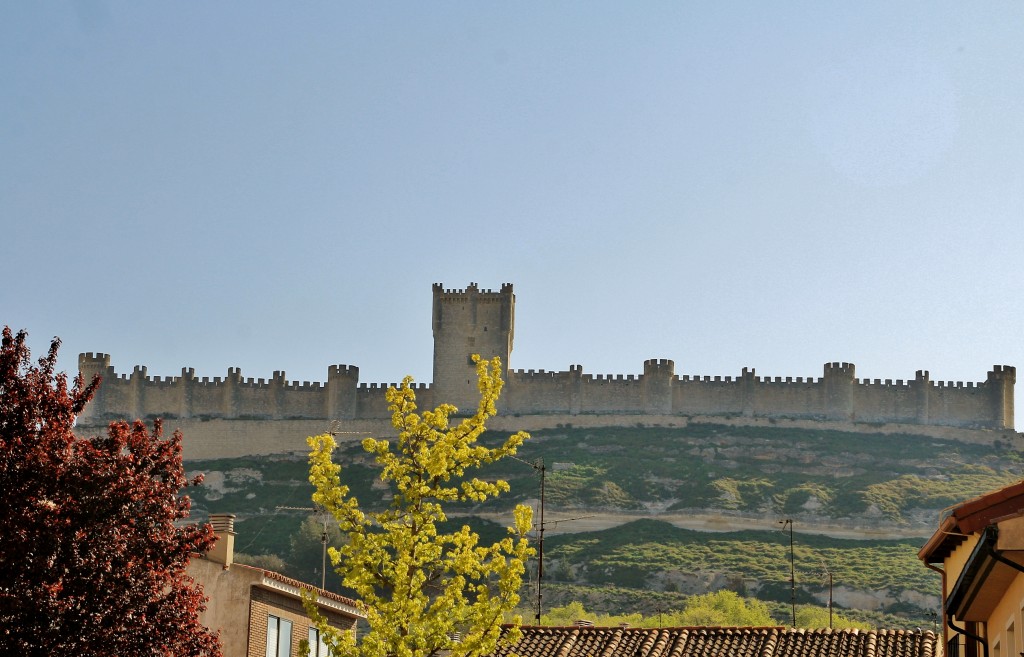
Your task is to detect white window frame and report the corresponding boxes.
[308,627,329,657]
[266,614,293,657]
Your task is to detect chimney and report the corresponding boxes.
[207,513,236,567]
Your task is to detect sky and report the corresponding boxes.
[3,3,1024,426]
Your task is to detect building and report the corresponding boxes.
[189,514,364,657]
[485,624,939,657]
[919,480,1024,657]
[74,283,1017,460]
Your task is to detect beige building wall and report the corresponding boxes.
[986,574,1024,657]
[189,557,256,657]
[188,515,363,657]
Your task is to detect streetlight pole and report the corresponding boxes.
[779,519,795,627]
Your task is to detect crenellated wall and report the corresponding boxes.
[77,353,435,424]
[76,284,1016,433]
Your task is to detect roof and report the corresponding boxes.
[193,557,364,616]
[488,625,939,657]
[919,479,1024,564]
[255,567,362,610]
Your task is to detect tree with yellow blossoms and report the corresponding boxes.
[304,356,533,657]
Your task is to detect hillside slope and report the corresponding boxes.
[185,422,1023,625]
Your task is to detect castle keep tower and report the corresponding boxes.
[432,282,514,412]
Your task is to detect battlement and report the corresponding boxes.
[757,376,813,384]
[644,358,675,377]
[358,381,430,391]
[989,365,1017,382]
[681,374,760,383]
[328,364,359,377]
[858,379,913,388]
[511,369,569,379]
[432,281,514,298]
[824,362,856,376]
[583,374,639,382]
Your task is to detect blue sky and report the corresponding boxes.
[3,3,1024,425]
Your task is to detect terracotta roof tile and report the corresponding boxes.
[488,625,940,657]
[920,479,1024,563]
[232,562,361,609]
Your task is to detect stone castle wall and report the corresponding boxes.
[76,283,1016,437]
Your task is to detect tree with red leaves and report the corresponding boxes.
[0,327,222,656]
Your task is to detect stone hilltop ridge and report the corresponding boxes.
[78,282,1015,434]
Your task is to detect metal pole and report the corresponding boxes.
[790,519,798,626]
[820,560,833,630]
[321,518,328,590]
[536,459,545,624]
[827,570,833,629]
[780,519,795,627]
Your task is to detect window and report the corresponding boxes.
[266,615,293,657]
[1008,620,1017,657]
[308,627,329,657]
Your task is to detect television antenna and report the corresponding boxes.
[509,455,594,623]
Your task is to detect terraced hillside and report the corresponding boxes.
[185,423,1023,627]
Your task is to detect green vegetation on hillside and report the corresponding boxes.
[543,519,935,595]
[182,422,1021,623]
[488,424,1023,522]
[188,424,1024,525]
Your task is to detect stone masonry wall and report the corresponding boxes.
[75,284,1017,446]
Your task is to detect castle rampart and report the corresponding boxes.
[76,284,1016,434]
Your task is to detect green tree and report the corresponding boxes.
[672,591,775,627]
[541,601,591,626]
[795,605,872,630]
[304,356,533,657]
[541,602,643,628]
[235,552,288,572]
[288,515,346,589]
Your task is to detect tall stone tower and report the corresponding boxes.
[432,282,515,412]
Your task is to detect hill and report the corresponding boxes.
[184,422,1024,626]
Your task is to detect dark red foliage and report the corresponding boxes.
[0,327,222,656]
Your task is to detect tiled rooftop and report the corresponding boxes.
[487,625,939,657]
[919,478,1024,564]
[231,562,361,608]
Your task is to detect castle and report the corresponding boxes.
[77,282,1015,436]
